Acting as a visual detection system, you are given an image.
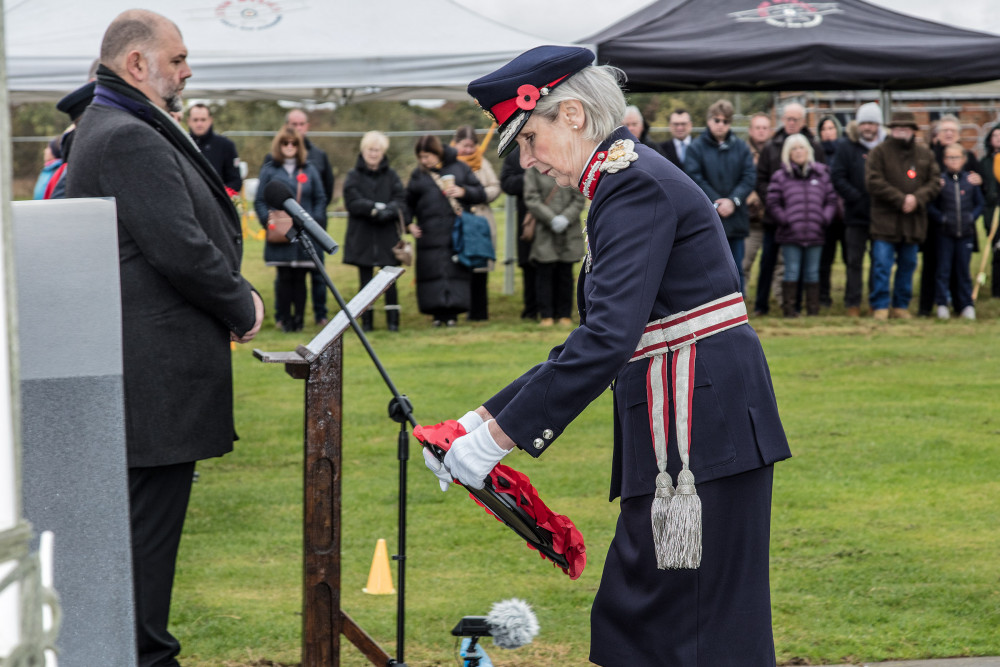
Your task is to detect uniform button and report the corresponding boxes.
[542,429,554,440]
[532,438,544,450]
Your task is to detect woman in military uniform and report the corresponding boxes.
[424,46,791,667]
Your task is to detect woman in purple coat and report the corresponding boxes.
[766,133,839,316]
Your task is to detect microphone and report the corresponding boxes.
[452,598,539,650]
[263,180,339,254]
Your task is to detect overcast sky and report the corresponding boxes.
[453,0,1000,41]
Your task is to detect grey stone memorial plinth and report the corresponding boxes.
[13,199,137,667]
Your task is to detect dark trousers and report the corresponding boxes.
[275,266,309,329]
[935,234,975,310]
[843,225,870,308]
[535,261,573,319]
[310,265,328,322]
[358,265,399,307]
[518,233,538,319]
[469,272,489,320]
[819,218,846,306]
[754,227,779,314]
[591,466,776,666]
[920,226,962,314]
[521,264,538,318]
[130,462,196,667]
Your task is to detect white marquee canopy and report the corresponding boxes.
[3,0,574,102]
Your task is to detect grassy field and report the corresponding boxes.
[172,213,1000,666]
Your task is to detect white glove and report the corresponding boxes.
[423,447,453,492]
[421,412,485,492]
[550,215,569,233]
[444,419,511,490]
[457,410,485,433]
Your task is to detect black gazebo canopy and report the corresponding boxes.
[587,0,1000,92]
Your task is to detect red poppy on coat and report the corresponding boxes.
[296,172,309,183]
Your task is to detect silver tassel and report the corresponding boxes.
[651,471,674,569]
[661,468,702,569]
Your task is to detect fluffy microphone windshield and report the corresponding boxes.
[486,598,539,650]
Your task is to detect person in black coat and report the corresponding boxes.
[264,109,336,324]
[831,102,882,316]
[187,103,242,192]
[660,109,693,169]
[66,11,264,664]
[342,131,408,331]
[921,114,982,316]
[255,128,327,332]
[406,136,485,326]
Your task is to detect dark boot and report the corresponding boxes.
[386,308,400,332]
[781,281,799,318]
[805,282,821,316]
[361,310,374,332]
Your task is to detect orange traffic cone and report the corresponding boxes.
[363,538,396,595]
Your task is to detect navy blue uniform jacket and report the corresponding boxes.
[483,128,790,501]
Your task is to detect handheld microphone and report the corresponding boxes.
[263,180,339,254]
[452,598,539,650]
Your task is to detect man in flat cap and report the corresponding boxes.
[67,9,263,665]
[865,111,941,320]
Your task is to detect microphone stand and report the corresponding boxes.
[288,225,412,667]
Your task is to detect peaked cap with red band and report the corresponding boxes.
[467,45,595,158]
[414,420,586,579]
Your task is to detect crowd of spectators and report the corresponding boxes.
[43,94,998,327]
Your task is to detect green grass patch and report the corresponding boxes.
[173,217,1000,666]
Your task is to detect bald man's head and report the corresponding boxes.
[100,10,175,69]
[99,10,190,112]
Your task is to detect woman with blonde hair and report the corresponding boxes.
[343,131,407,331]
[766,133,839,316]
[255,127,327,332]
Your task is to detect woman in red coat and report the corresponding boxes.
[766,133,839,316]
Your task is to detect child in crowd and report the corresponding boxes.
[929,143,984,319]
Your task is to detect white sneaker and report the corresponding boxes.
[936,305,950,320]
[960,306,976,320]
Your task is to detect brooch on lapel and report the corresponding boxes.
[598,139,638,174]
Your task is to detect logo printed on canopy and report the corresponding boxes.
[215,0,288,31]
[729,1,843,28]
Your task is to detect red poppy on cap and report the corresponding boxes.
[516,84,541,111]
[467,45,595,158]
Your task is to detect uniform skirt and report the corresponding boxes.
[590,465,776,667]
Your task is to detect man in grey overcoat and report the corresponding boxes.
[66,9,264,666]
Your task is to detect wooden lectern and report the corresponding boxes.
[254,266,404,667]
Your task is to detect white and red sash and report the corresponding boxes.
[629,293,748,481]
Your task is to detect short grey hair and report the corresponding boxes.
[780,133,815,170]
[938,113,960,130]
[781,101,806,120]
[623,105,642,122]
[100,10,176,68]
[532,65,627,144]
